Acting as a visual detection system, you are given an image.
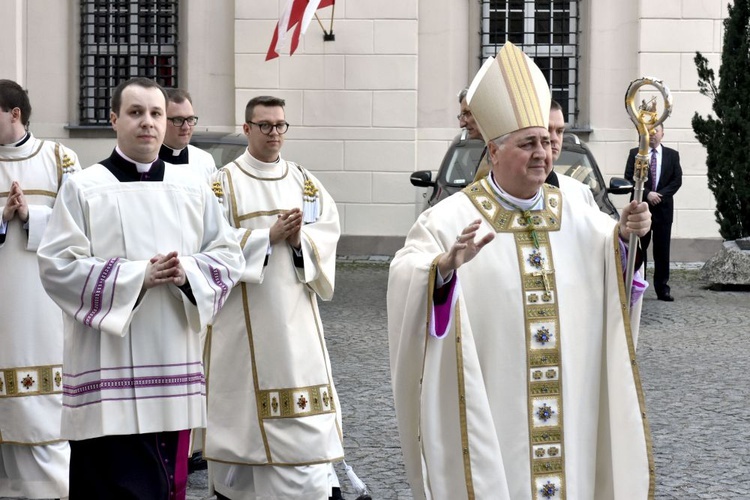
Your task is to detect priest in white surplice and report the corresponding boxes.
[158,88,217,182]
[205,96,346,500]
[388,42,654,500]
[0,79,80,499]
[158,87,218,474]
[37,78,244,499]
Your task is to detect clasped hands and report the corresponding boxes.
[269,207,302,249]
[2,181,29,224]
[144,251,186,289]
[646,191,662,205]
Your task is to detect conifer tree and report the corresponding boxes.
[693,0,750,240]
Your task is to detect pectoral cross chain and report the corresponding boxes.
[521,210,540,249]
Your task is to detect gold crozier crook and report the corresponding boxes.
[623,77,673,311]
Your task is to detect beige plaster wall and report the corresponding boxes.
[182,0,236,132]
[233,0,420,237]
[584,0,725,240]
[0,0,729,243]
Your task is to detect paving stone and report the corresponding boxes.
[32,263,738,500]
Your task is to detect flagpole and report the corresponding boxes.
[314,13,327,35]
[329,2,335,34]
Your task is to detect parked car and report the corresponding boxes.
[410,130,633,219]
[190,131,247,168]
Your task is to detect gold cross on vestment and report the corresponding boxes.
[532,267,555,293]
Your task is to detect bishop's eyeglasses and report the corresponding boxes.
[168,116,199,127]
[247,121,290,135]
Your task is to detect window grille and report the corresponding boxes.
[480,0,580,126]
[79,0,179,126]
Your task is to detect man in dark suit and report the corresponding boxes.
[625,123,682,301]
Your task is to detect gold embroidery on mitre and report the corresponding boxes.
[497,42,547,132]
[465,41,551,143]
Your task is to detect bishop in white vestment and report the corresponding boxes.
[387,43,653,500]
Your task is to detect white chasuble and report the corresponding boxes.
[388,179,653,500]
[206,151,344,468]
[0,135,80,444]
[37,158,244,441]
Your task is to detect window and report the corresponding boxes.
[79,0,179,126]
[481,0,580,127]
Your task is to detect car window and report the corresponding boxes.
[442,144,484,186]
[191,141,247,168]
[554,149,603,196]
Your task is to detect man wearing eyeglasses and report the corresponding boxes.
[205,96,348,500]
[158,88,216,181]
[158,88,217,475]
[458,86,482,141]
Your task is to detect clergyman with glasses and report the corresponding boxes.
[205,96,348,499]
[158,88,216,181]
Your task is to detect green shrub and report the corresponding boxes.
[693,0,750,240]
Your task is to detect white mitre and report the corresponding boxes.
[467,41,551,144]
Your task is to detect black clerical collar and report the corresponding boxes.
[14,132,31,147]
[101,149,165,182]
[159,143,189,165]
[0,132,30,147]
[545,170,559,187]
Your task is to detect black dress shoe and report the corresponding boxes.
[188,451,207,473]
[657,293,674,302]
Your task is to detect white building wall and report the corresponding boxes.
[233,0,419,238]
[585,0,726,244]
[0,0,729,254]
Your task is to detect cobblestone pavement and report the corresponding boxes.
[181,262,750,499]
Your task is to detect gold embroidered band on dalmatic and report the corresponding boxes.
[258,384,336,419]
[464,180,566,499]
[0,365,63,398]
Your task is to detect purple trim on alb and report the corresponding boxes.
[83,258,119,327]
[96,264,122,330]
[203,254,235,315]
[64,372,205,397]
[74,265,97,322]
[63,361,204,379]
[209,265,229,310]
[205,254,236,288]
[63,389,205,408]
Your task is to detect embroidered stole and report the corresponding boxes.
[464,179,567,499]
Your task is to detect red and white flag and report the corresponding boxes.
[266,0,335,60]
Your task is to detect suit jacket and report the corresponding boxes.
[624,145,682,225]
